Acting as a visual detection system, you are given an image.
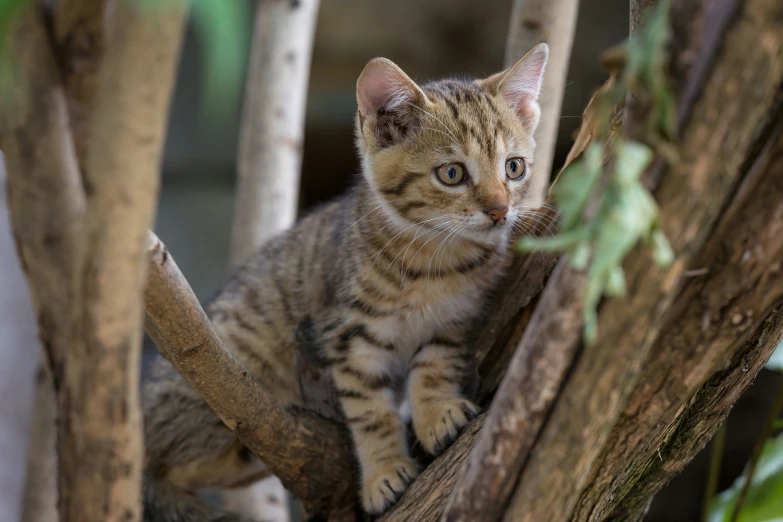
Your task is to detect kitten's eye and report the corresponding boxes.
[506,157,527,180]
[435,163,466,186]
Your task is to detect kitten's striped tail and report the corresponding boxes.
[142,473,265,522]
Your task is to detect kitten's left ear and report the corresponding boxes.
[356,58,428,148]
[481,43,548,132]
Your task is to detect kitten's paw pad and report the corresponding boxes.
[361,457,419,515]
[414,398,479,455]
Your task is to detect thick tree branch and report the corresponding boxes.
[443,263,584,522]
[574,105,783,521]
[53,0,107,170]
[504,0,580,195]
[503,0,783,519]
[0,6,86,518]
[143,231,357,518]
[230,0,320,267]
[2,1,186,520]
[58,1,186,520]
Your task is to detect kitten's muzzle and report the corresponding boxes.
[485,205,509,223]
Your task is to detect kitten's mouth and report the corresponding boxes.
[486,219,507,229]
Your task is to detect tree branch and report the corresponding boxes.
[226,1,321,514]
[443,263,584,522]
[2,1,186,520]
[57,1,186,520]
[53,0,107,170]
[0,6,86,518]
[502,0,783,519]
[230,0,321,268]
[143,231,358,518]
[574,100,783,522]
[504,0,580,195]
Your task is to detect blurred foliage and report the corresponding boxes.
[188,0,250,121]
[517,0,675,344]
[0,0,249,121]
[708,433,783,522]
[123,0,251,121]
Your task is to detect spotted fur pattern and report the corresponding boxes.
[143,43,549,519]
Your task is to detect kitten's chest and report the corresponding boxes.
[369,276,494,361]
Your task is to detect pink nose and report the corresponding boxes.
[486,206,509,222]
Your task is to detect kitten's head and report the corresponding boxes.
[355,44,548,246]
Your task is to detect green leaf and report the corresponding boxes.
[190,0,251,122]
[551,142,604,231]
[708,433,783,522]
[651,229,674,267]
[767,340,783,373]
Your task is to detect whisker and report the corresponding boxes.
[373,215,455,268]
[405,102,461,145]
[400,222,455,287]
[427,224,459,284]
[437,224,467,280]
[418,126,461,149]
[340,204,383,233]
[386,220,448,279]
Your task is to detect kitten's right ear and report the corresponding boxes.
[357,58,427,147]
[481,43,548,132]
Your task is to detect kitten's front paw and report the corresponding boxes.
[413,398,479,455]
[361,457,418,515]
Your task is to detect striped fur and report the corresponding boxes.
[143,43,549,519]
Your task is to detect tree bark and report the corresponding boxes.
[504,0,580,195]
[443,263,584,522]
[230,0,320,268]
[20,365,59,522]
[2,1,186,520]
[574,104,783,522]
[53,0,106,170]
[0,7,86,519]
[502,0,783,519]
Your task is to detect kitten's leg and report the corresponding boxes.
[330,331,418,515]
[408,333,479,455]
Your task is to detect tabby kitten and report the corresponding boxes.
[142,43,549,521]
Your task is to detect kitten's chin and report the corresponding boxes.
[461,223,512,247]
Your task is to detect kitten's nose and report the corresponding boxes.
[485,206,509,222]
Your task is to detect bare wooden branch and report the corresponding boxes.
[443,263,584,522]
[227,2,321,513]
[503,0,783,519]
[143,231,357,517]
[230,0,321,267]
[0,7,86,518]
[55,2,186,520]
[53,0,107,169]
[2,1,186,520]
[504,0,580,198]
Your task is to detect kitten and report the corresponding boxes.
[142,43,549,521]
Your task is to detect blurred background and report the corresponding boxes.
[0,0,777,521]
